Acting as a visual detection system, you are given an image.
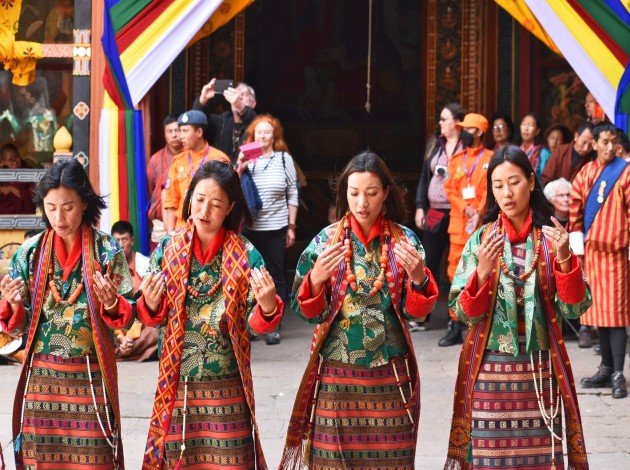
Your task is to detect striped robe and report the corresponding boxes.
[568,159,630,327]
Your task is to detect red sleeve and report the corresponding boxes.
[0,300,27,333]
[249,295,284,334]
[296,272,327,319]
[458,271,492,318]
[136,296,168,327]
[554,254,586,304]
[100,294,134,329]
[404,268,439,319]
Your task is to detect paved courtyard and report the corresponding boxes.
[1,302,629,469]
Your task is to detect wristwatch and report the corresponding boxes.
[410,275,430,292]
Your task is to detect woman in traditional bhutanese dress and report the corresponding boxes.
[280,152,438,470]
[444,145,591,470]
[0,159,135,470]
[138,161,283,470]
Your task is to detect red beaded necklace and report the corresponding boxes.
[498,218,542,282]
[48,266,84,305]
[342,213,390,296]
[185,271,222,299]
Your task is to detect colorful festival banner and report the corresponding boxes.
[496,0,630,134]
[100,0,252,253]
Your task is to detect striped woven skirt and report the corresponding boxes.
[471,344,563,469]
[163,371,255,469]
[21,353,116,469]
[310,356,417,470]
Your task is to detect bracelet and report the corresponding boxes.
[103,297,119,311]
[288,223,297,231]
[261,305,278,318]
[556,253,572,265]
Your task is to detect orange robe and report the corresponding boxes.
[569,159,630,327]
[444,146,494,281]
[163,143,230,229]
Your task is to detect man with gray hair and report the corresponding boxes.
[194,78,257,163]
[543,177,572,227]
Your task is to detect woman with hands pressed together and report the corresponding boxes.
[0,159,134,469]
[138,161,283,470]
[280,152,438,470]
[445,146,591,470]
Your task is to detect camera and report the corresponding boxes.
[435,165,448,177]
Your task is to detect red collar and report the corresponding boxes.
[350,213,383,247]
[501,210,533,243]
[53,227,83,281]
[192,227,226,265]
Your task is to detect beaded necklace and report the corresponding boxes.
[185,271,222,299]
[48,266,84,305]
[342,213,390,296]
[498,218,542,282]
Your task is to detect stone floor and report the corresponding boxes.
[1,302,629,469]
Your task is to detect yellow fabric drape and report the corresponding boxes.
[0,0,44,86]
[188,0,254,46]
[495,0,561,55]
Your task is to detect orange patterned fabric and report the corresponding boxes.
[569,160,630,327]
[143,221,266,469]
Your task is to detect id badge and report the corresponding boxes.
[462,185,476,200]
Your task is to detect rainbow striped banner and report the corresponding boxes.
[100,0,251,253]
[497,0,630,134]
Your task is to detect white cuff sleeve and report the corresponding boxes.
[569,231,585,256]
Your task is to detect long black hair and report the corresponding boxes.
[333,151,407,223]
[34,159,106,228]
[483,145,554,228]
[182,160,253,231]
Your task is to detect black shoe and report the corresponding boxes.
[612,372,628,399]
[581,363,613,388]
[594,345,601,355]
[578,328,593,348]
[438,321,463,347]
[265,330,281,345]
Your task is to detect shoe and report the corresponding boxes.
[438,321,463,347]
[408,321,427,332]
[265,330,281,345]
[594,345,601,355]
[580,363,613,388]
[612,372,628,398]
[578,327,593,348]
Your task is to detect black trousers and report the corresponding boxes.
[422,211,450,284]
[420,209,450,324]
[243,227,288,301]
[599,327,628,372]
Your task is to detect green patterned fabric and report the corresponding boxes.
[291,223,424,368]
[449,226,592,355]
[148,233,264,378]
[8,230,134,357]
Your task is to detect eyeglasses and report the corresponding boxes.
[493,124,505,131]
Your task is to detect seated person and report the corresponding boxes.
[0,143,35,214]
[111,221,158,362]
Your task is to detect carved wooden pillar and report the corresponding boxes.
[89,0,105,192]
[425,0,500,135]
